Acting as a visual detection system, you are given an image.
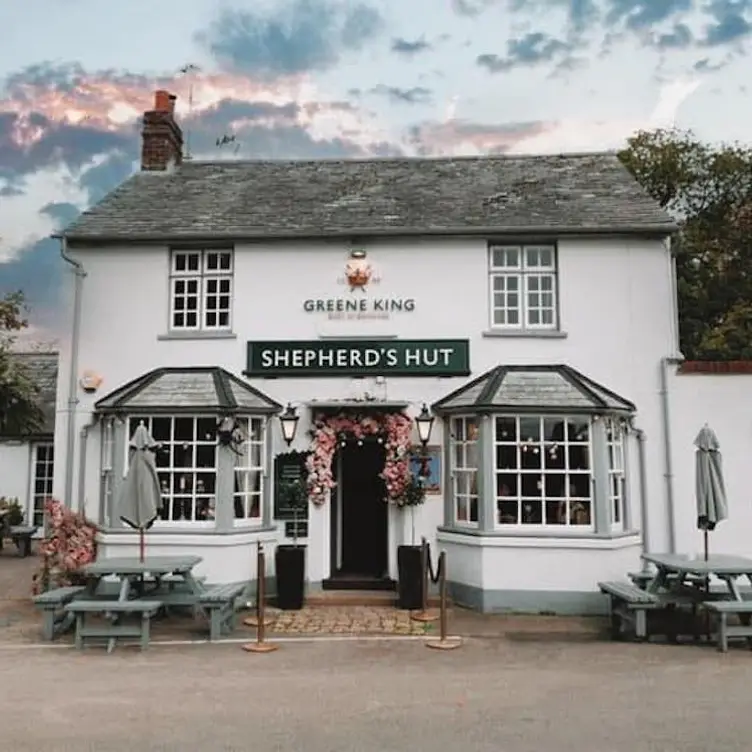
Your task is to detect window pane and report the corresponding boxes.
[496,417,517,441]
[496,445,517,469]
[521,501,542,524]
[567,419,589,442]
[497,473,517,496]
[491,247,520,268]
[545,500,566,524]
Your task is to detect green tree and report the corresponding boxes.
[0,291,45,435]
[618,128,752,360]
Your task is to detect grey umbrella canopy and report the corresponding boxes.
[695,424,728,545]
[117,422,163,560]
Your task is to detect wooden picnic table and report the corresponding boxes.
[642,553,752,601]
[78,556,205,652]
[81,555,205,602]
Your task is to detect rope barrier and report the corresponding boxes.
[411,537,439,623]
[426,550,462,651]
[243,542,274,628]
[242,543,279,654]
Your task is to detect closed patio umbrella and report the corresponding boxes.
[695,424,728,561]
[117,422,163,562]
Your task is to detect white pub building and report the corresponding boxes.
[51,89,689,614]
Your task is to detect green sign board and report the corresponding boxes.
[273,451,309,521]
[245,339,470,378]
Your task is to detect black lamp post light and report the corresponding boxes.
[414,403,435,479]
[279,403,300,446]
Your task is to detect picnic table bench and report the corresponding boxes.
[9,525,37,557]
[599,580,710,642]
[198,582,246,641]
[65,599,163,652]
[33,585,87,640]
[702,600,752,652]
[599,581,660,640]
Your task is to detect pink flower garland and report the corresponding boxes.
[306,412,416,507]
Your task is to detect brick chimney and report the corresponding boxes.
[141,90,183,171]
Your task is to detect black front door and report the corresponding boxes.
[336,442,388,579]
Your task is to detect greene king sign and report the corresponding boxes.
[303,248,416,320]
[245,339,470,378]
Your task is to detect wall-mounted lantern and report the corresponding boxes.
[279,403,300,446]
[415,403,434,448]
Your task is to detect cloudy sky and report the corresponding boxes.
[1,0,750,338]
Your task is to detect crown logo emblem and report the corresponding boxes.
[344,249,373,291]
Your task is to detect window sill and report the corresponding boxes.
[482,329,568,339]
[158,330,237,341]
[437,527,641,550]
[98,524,278,539]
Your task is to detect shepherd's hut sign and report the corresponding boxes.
[245,339,470,378]
[303,249,416,320]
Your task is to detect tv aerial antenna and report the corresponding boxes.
[216,133,241,156]
[178,63,200,159]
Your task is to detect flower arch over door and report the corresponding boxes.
[306,412,420,507]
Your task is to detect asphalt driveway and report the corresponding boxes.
[2,636,751,752]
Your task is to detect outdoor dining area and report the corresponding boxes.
[599,424,752,652]
[32,423,246,652]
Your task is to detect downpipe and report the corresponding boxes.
[60,237,86,510]
[659,357,677,554]
[633,427,651,570]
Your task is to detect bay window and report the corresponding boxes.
[127,415,218,524]
[495,416,592,528]
[434,364,637,538]
[450,416,479,525]
[234,417,266,522]
[606,418,626,530]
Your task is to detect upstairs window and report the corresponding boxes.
[489,244,558,330]
[170,249,233,331]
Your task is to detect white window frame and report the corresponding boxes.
[233,417,267,527]
[493,415,594,531]
[124,415,218,528]
[488,244,558,331]
[30,442,54,529]
[169,249,234,332]
[449,415,480,527]
[606,418,626,531]
[100,417,115,526]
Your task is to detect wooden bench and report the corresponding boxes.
[33,586,86,640]
[198,583,246,641]
[702,601,752,653]
[599,581,661,640]
[65,599,163,652]
[9,525,37,557]
[628,571,708,591]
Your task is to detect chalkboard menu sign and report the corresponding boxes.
[273,451,310,521]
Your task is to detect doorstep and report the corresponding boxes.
[305,589,444,607]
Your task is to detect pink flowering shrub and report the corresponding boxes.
[32,499,99,595]
[306,412,424,507]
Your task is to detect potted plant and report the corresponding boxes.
[275,477,308,610]
[0,497,24,527]
[396,466,427,610]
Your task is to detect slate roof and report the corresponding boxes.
[95,367,281,414]
[4,352,58,437]
[432,364,635,414]
[62,153,677,242]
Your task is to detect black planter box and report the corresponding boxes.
[396,545,423,610]
[275,545,306,610]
